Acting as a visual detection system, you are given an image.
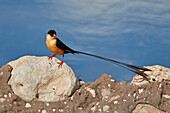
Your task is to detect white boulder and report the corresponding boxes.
[8,56,79,102]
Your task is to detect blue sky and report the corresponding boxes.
[0,0,170,82]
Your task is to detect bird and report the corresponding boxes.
[46,30,151,80]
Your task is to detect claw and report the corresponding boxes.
[48,54,56,60]
[58,61,63,67]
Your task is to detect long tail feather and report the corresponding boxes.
[75,51,151,79]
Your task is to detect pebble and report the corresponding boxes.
[25,103,31,108]
[86,87,96,98]
[8,93,11,98]
[108,84,111,87]
[0,98,5,102]
[103,105,109,111]
[133,93,136,97]
[42,109,47,113]
[46,103,49,107]
[52,86,56,90]
[91,106,96,112]
[123,99,127,102]
[78,107,83,110]
[96,102,99,105]
[138,89,143,94]
[0,71,3,75]
[71,96,73,100]
[4,94,7,98]
[13,101,17,105]
[159,83,162,88]
[114,101,118,104]
[52,109,56,112]
[163,94,170,98]
[110,79,115,82]
[114,111,119,113]
[59,109,64,112]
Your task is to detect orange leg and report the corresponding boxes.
[58,55,64,67]
[48,54,56,60]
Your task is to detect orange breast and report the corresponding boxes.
[46,40,65,55]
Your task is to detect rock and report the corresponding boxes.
[0,65,21,112]
[0,64,169,113]
[8,56,79,102]
[25,103,31,108]
[132,104,165,113]
[103,105,109,111]
[70,74,169,112]
[132,65,170,85]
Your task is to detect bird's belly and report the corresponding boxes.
[46,41,64,55]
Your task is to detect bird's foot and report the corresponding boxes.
[48,55,56,60]
[58,61,63,67]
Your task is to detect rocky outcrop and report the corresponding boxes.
[0,56,169,113]
[8,56,79,102]
[132,104,165,113]
[132,65,170,85]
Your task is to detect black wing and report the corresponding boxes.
[56,38,75,54]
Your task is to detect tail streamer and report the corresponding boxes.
[75,51,151,79]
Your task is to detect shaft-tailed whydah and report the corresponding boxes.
[46,30,151,80]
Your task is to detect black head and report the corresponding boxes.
[48,30,57,37]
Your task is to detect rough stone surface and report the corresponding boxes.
[132,104,165,113]
[0,64,169,113]
[8,56,79,102]
[132,65,170,85]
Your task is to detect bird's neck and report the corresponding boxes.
[46,35,56,41]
